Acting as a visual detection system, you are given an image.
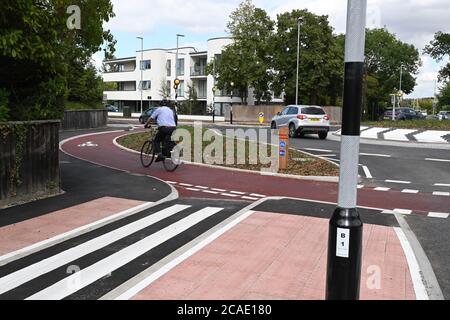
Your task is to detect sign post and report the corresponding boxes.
[326,0,367,300]
[278,127,289,171]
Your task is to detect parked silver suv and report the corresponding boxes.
[271,105,331,139]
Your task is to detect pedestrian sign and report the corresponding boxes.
[280,141,286,148]
[258,112,265,124]
[279,150,286,157]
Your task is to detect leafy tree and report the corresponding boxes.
[0,0,115,121]
[67,61,104,106]
[207,0,274,105]
[424,32,450,82]
[159,78,171,100]
[272,9,343,106]
[438,82,450,108]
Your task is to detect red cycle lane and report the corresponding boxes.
[61,130,450,216]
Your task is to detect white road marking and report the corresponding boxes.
[393,209,413,215]
[211,188,227,192]
[250,194,266,198]
[374,187,390,192]
[186,188,201,192]
[0,205,190,295]
[303,148,333,153]
[114,210,256,300]
[202,190,219,195]
[385,180,411,185]
[394,228,429,300]
[221,193,239,198]
[230,191,246,195]
[426,158,450,163]
[361,128,390,139]
[194,186,209,190]
[414,131,450,144]
[433,191,450,197]
[360,153,392,158]
[428,212,450,219]
[357,185,364,189]
[384,129,417,142]
[362,166,373,179]
[434,183,450,187]
[241,196,260,201]
[26,207,223,300]
[166,181,177,185]
[179,183,193,187]
[402,189,419,194]
[317,154,337,158]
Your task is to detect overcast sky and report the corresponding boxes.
[98,0,450,98]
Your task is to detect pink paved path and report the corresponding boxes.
[0,197,145,256]
[133,212,415,300]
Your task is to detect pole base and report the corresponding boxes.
[326,207,363,300]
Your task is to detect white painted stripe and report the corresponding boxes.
[394,228,429,300]
[115,210,256,300]
[241,196,260,201]
[230,191,246,195]
[221,193,239,198]
[402,189,419,194]
[318,154,337,158]
[0,205,190,295]
[179,183,193,187]
[0,202,155,267]
[426,158,450,163]
[303,148,333,153]
[211,188,227,192]
[393,209,413,215]
[362,166,373,179]
[357,185,364,189]
[360,153,391,158]
[374,187,390,192]
[166,181,177,185]
[202,190,219,195]
[386,180,411,185]
[384,129,417,142]
[428,212,450,219]
[194,186,209,190]
[382,210,394,214]
[26,207,223,300]
[250,194,266,198]
[434,183,450,187]
[186,188,201,192]
[433,192,450,197]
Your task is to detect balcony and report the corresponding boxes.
[190,66,206,77]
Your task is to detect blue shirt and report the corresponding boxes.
[151,107,177,127]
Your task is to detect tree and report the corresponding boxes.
[0,0,116,121]
[363,28,421,119]
[272,9,343,106]
[438,82,450,109]
[425,32,450,82]
[207,0,274,105]
[159,78,171,100]
[67,61,104,106]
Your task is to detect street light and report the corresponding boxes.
[230,81,235,124]
[296,17,304,106]
[137,37,144,114]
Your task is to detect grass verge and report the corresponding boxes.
[117,126,339,177]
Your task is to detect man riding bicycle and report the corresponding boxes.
[144,100,178,162]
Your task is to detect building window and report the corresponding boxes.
[176,80,185,97]
[139,81,151,90]
[166,60,171,77]
[176,58,185,76]
[167,80,171,95]
[140,60,151,70]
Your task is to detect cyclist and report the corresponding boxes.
[144,100,178,162]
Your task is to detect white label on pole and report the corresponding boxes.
[336,228,350,258]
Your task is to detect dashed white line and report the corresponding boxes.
[434,183,450,187]
[220,193,239,198]
[360,153,392,158]
[385,180,411,185]
[317,154,337,158]
[303,148,333,153]
[195,186,209,190]
[393,209,413,215]
[362,166,373,179]
[230,191,246,195]
[211,188,227,192]
[186,188,201,192]
[428,212,450,219]
[402,189,419,194]
[426,158,450,163]
[202,190,219,195]
[250,194,266,198]
[166,181,177,185]
[374,187,390,192]
[433,191,450,197]
[179,183,193,187]
[241,196,260,201]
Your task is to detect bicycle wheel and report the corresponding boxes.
[163,144,183,172]
[140,140,155,168]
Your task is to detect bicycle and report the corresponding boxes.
[140,126,183,172]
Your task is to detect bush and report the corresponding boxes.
[0,88,9,122]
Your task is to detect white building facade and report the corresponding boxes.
[102,37,282,115]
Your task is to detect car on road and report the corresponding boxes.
[271,105,330,139]
[383,108,424,121]
[105,104,118,112]
[139,107,157,124]
[438,111,450,120]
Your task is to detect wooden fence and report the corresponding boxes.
[0,121,60,208]
[61,109,108,130]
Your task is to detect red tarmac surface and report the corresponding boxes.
[61,130,450,216]
[132,211,415,300]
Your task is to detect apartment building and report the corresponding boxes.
[102,37,282,115]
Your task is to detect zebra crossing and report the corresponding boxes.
[0,199,246,300]
[335,127,450,143]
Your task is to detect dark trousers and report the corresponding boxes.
[154,126,176,155]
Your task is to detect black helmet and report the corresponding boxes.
[160,99,170,107]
